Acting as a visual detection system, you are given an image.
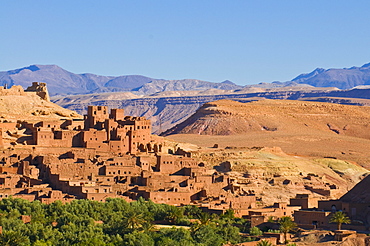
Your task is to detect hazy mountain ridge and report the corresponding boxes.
[0,65,242,95]
[4,62,370,95]
[293,63,370,89]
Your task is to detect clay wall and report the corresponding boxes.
[14,194,36,202]
[137,155,155,171]
[44,160,99,180]
[156,155,181,173]
[141,174,171,187]
[229,195,256,210]
[34,128,54,146]
[100,165,141,176]
[155,155,198,174]
[25,82,50,101]
[250,215,266,227]
[0,129,3,147]
[93,175,115,185]
[0,188,22,198]
[0,174,21,188]
[61,119,84,130]
[0,85,25,96]
[53,130,82,147]
[0,122,17,131]
[86,106,109,129]
[34,147,95,159]
[0,167,18,174]
[110,109,124,121]
[293,210,331,228]
[143,190,191,205]
[318,200,346,212]
[36,120,62,129]
[110,133,131,154]
[82,130,109,151]
[84,192,117,201]
[103,156,136,166]
[203,182,228,197]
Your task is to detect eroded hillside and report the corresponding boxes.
[188,146,368,206]
[163,99,370,137]
[165,100,370,169]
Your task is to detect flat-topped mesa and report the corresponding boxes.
[25,82,50,101]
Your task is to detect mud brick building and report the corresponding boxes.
[0,83,257,211]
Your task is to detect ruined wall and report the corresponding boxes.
[25,82,50,101]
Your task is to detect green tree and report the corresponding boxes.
[278,216,296,244]
[197,212,212,226]
[216,223,241,244]
[256,240,273,246]
[267,216,275,223]
[123,231,155,246]
[164,206,184,224]
[249,226,263,236]
[183,205,201,218]
[156,227,195,246]
[124,211,146,231]
[192,225,225,246]
[0,230,30,246]
[329,211,350,230]
[221,209,235,220]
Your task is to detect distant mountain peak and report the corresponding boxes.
[24,65,41,72]
[292,63,370,89]
[221,80,235,85]
[0,65,242,96]
[361,62,370,68]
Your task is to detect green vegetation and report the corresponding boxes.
[330,211,351,230]
[256,240,273,246]
[278,216,297,244]
[249,226,263,236]
[0,197,251,246]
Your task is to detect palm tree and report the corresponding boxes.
[197,212,212,226]
[279,216,297,244]
[256,240,273,246]
[0,230,29,246]
[329,211,350,230]
[124,211,146,231]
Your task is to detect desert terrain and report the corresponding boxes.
[164,99,370,171]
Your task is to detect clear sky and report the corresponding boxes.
[2,0,370,85]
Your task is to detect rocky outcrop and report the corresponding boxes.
[0,83,81,122]
[25,82,50,101]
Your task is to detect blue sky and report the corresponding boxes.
[2,0,370,85]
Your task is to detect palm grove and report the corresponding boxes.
[0,197,246,246]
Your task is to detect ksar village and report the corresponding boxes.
[3,1,370,246]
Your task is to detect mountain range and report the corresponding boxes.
[0,65,242,96]
[4,62,370,134]
[292,62,370,89]
[2,62,370,96]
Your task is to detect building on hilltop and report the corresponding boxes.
[0,83,256,210]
